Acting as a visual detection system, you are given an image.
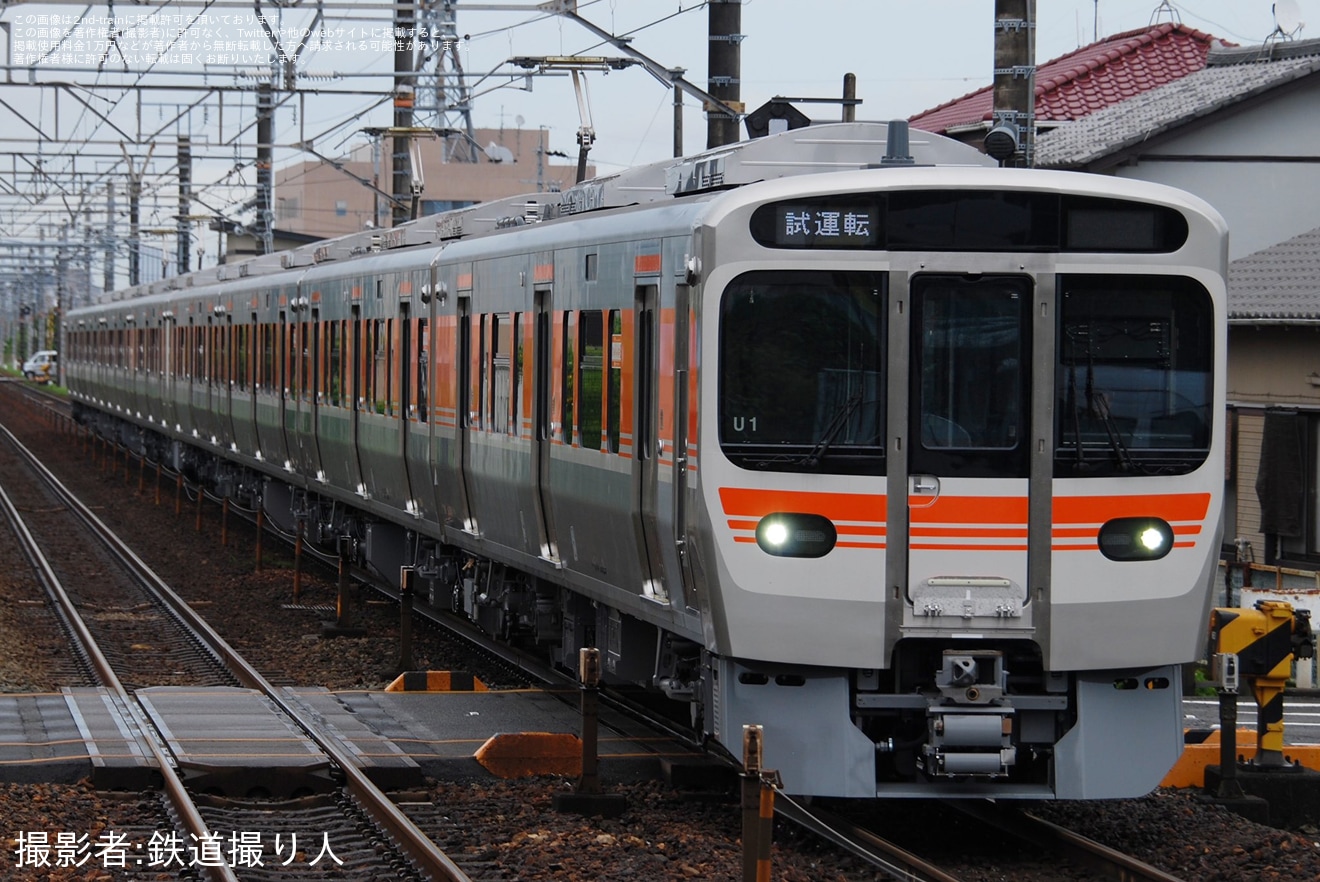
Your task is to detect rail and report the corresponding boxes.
[0,424,240,882]
[948,800,1188,882]
[0,406,473,882]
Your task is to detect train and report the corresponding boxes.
[65,120,1227,799]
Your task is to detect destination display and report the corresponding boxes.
[765,202,876,248]
[749,192,1188,253]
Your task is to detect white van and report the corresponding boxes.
[22,350,57,383]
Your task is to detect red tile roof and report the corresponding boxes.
[909,23,1223,133]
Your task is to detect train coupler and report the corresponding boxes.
[919,650,1017,777]
[921,710,1017,777]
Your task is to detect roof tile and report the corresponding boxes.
[910,23,1218,132]
[1229,227,1320,323]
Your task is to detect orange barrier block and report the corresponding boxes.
[1162,729,1320,788]
[384,671,488,692]
[475,732,581,779]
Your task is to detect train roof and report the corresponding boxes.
[86,122,993,306]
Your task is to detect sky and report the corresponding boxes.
[1,0,1316,248]
[443,0,1317,172]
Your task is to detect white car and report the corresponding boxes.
[21,350,57,382]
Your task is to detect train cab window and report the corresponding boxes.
[718,270,886,474]
[1055,275,1213,477]
[578,311,604,450]
[913,275,1027,457]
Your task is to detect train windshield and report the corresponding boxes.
[719,270,885,474]
[1055,275,1213,476]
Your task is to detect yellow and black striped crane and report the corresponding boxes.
[1209,600,1315,766]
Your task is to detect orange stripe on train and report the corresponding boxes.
[720,488,1210,531]
[1053,493,1211,523]
[718,487,885,523]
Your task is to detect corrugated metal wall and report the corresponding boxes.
[1233,408,1266,560]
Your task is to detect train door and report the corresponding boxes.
[404,270,434,521]
[532,288,559,561]
[274,306,294,469]
[162,316,177,434]
[669,283,698,611]
[291,307,323,476]
[456,295,478,534]
[219,313,237,448]
[395,299,417,508]
[902,274,1033,621]
[632,283,673,604]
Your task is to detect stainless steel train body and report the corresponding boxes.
[66,123,1227,799]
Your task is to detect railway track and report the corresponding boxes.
[948,800,1189,882]
[779,794,1196,882]
[0,406,474,881]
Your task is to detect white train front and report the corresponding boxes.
[66,122,1227,799]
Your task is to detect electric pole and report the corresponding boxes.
[706,0,743,148]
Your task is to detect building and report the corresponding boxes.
[1225,228,1320,569]
[1035,38,1320,259]
[274,127,591,239]
[910,22,1220,151]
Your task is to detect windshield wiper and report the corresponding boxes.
[798,390,867,469]
[1087,384,1136,472]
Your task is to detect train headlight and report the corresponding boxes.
[1097,518,1175,561]
[754,513,837,558]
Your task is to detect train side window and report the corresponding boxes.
[371,318,390,415]
[261,323,274,392]
[477,314,489,429]
[310,312,320,404]
[224,322,233,388]
[283,323,295,397]
[171,328,179,379]
[490,313,508,432]
[399,308,411,418]
[458,310,473,427]
[578,311,604,450]
[194,323,204,381]
[560,312,575,444]
[512,312,523,437]
[366,319,379,412]
[352,312,363,410]
[417,317,429,422]
[385,318,396,415]
[607,310,622,454]
[327,321,342,406]
[236,323,248,391]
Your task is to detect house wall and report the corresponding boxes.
[1114,77,1320,259]
[275,127,587,238]
[1227,325,1320,563]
